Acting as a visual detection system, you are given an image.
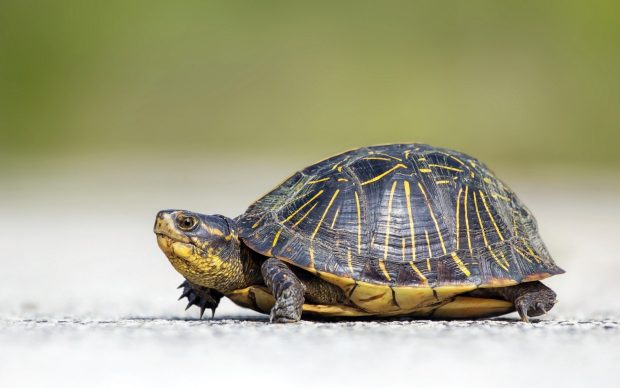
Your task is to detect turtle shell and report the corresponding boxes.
[237,144,563,313]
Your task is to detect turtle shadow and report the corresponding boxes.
[122,315,270,323]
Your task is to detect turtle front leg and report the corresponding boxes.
[261,258,305,323]
[468,281,557,322]
[177,280,223,319]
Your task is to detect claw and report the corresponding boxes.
[536,302,547,314]
[178,287,192,300]
[178,282,186,289]
[185,301,194,311]
[516,300,530,323]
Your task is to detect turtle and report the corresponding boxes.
[154,143,564,323]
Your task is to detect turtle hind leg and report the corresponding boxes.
[511,282,557,322]
[178,280,223,319]
[466,281,557,322]
[261,258,305,323]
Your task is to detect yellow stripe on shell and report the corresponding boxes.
[427,164,463,173]
[424,230,432,271]
[380,181,398,281]
[283,190,324,223]
[330,206,341,229]
[479,191,505,241]
[403,180,416,262]
[292,202,319,227]
[307,177,330,184]
[354,191,362,255]
[360,164,407,185]
[473,192,509,271]
[464,185,473,255]
[272,228,283,247]
[310,189,340,240]
[347,248,354,273]
[418,182,447,255]
[455,187,463,250]
[451,252,471,277]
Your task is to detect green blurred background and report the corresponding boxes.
[1,0,619,170]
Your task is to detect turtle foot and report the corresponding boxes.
[178,280,223,319]
[514,285,557,323]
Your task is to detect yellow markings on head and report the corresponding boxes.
[403,180,416,262]
[473,192,509,271]
[337,178,349,182]
[424,230,432,271]
[492,193,510,202]
[310,189,340,240]
[417,157,426,161]
[363,157,392,161]
[403,150,411,159]
[206,227,225,237]
[455,188,463,250]
[479,191,505,241]
[419,168,432,173]
[283,190,324,223]
[464,186,473,255]
[354,191,362,255]
[436,180,450,185]
[418,182,447,255]
[451,252,471,277]
[427,164,463,173]
[379,181,398,281]
[292,202,318,227]
[338,166,343,172]
[330,206,341,229]
[347,247,354,273]
[272,228,283,248]
[360,164,407,185]
[307,177,330,184]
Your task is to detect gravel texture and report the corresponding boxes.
[1,317,618,388]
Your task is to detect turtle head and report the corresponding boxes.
[154,210,247,292]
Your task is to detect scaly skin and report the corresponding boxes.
[261,258,305,323]
[466,281,557,322]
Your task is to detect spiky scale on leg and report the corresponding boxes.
[177,280,223,319]
[261,258,305,323]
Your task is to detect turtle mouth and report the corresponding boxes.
[156,233,206,259]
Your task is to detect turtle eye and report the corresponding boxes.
[177,215,199,231]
